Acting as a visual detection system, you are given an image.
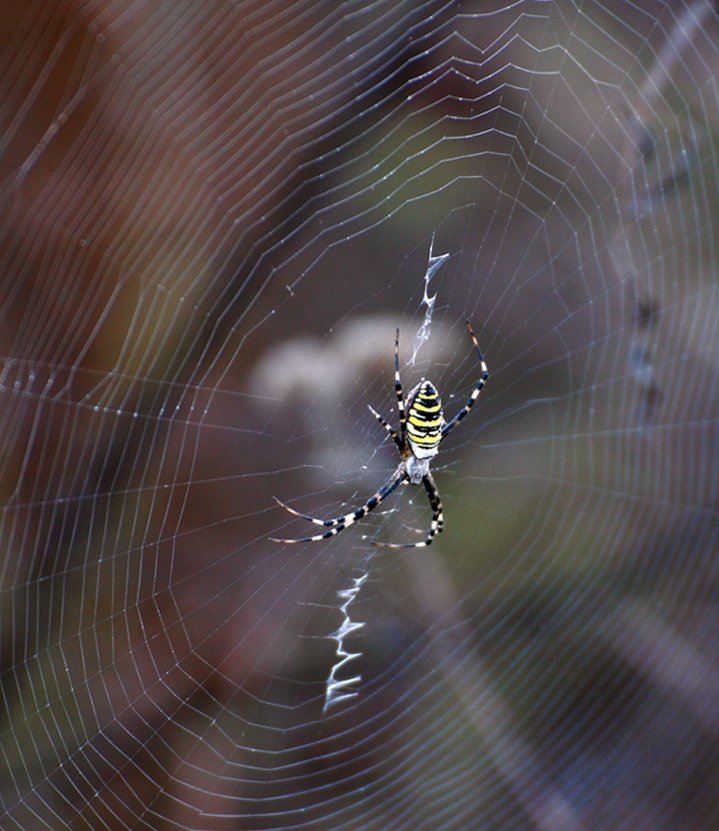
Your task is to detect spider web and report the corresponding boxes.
[2,1,719,829]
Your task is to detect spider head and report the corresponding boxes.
[406,380,443,462]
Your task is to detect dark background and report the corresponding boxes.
[2,2,719,829]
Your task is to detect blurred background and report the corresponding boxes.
[2,0,719,828]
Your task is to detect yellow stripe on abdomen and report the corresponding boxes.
[407,381,443,458]
[412,400,441,413]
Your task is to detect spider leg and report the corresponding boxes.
[367,404,403,452]
[271,466,407,543]
[394,328,407,444]
[373,471,444,549]
[441,319,489,439]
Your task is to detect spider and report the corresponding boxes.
[271,320,489,548]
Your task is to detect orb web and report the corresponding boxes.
[2,2,719,830]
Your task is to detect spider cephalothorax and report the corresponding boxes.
[272,320,489,548]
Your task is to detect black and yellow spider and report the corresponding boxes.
[272,320,489,548]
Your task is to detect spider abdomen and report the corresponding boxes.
[406,380,443,460]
